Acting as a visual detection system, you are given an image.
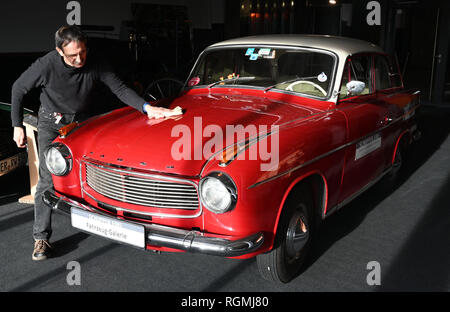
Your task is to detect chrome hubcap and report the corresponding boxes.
[285,210,309,260]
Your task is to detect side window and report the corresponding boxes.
[340,55,372,99]
[374,55,403,90]
[388,56,403,88]
[374,55,390,90]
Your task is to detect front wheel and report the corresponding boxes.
[257,188,314,283]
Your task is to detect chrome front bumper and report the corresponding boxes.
[43,190,264,257]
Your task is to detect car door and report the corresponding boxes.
[372,54,406,168]
[337,54,393,203]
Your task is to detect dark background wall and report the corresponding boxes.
[0,0,448,109]
[0,0,225,108]
[227,0,448,106]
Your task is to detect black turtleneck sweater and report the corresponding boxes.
[11,50,145,127]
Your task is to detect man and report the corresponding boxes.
[11,25,172,261]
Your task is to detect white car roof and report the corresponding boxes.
[207,34,387,104]
[208,34,385,59]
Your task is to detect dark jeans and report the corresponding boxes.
[33,108,88,241]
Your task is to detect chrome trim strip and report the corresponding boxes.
[200,135,269,178]
[199,111,329,177]
[81,160,203,218]
[247,115,404,189]
[84,161,200,186]
[79,161,84,200]
[86,172,198,198]
[323,166,392,219]
[44,190,263,257]
[146,226,264,257]
[87,177,196,193]
[82,190,203,219]
[85,178,199,208]
[217,131,272,168]
[185,44,339,102]
[382,89,421,98]
[86,164,196,188]
[85,182,199,204]
[248,143,348,190]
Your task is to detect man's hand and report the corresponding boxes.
[144,105,174,119]
[13,127,27,148]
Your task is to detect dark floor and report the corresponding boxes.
[0,106,449,294]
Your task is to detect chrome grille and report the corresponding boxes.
[85,162,199,209]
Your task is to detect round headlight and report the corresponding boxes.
[200,172,237,214]
[45,143,72,176]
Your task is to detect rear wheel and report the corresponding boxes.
[385,138,408,187]
[257,188,314,283]
[391,142,403,176]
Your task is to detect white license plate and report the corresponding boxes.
[0,153,26,177]
[71,207,145,248]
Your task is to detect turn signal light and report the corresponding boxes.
[58,122,79,138]
[219,145,239,166]
[219,140,252,167]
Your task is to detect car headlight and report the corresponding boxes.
[45,143,72,176]
[200,172,237,214]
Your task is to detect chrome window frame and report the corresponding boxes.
[184,44,339,102]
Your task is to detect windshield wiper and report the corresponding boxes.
[208,76,255,89]
[264,76,316,93]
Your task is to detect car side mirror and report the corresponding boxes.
[346,81,366,95]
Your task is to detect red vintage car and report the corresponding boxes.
[43,35,420,283]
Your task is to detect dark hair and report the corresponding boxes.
[55,25,87,50]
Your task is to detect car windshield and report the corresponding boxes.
[186,46,336,99]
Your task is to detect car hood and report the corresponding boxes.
[68,92,321,177]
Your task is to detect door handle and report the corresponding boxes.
[381,116,393,126]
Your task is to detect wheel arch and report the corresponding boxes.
[272,171,328,237]
[392,130,411,165]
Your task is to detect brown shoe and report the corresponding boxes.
[32,240,52,261]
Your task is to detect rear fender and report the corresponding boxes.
[392,130,410,165]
